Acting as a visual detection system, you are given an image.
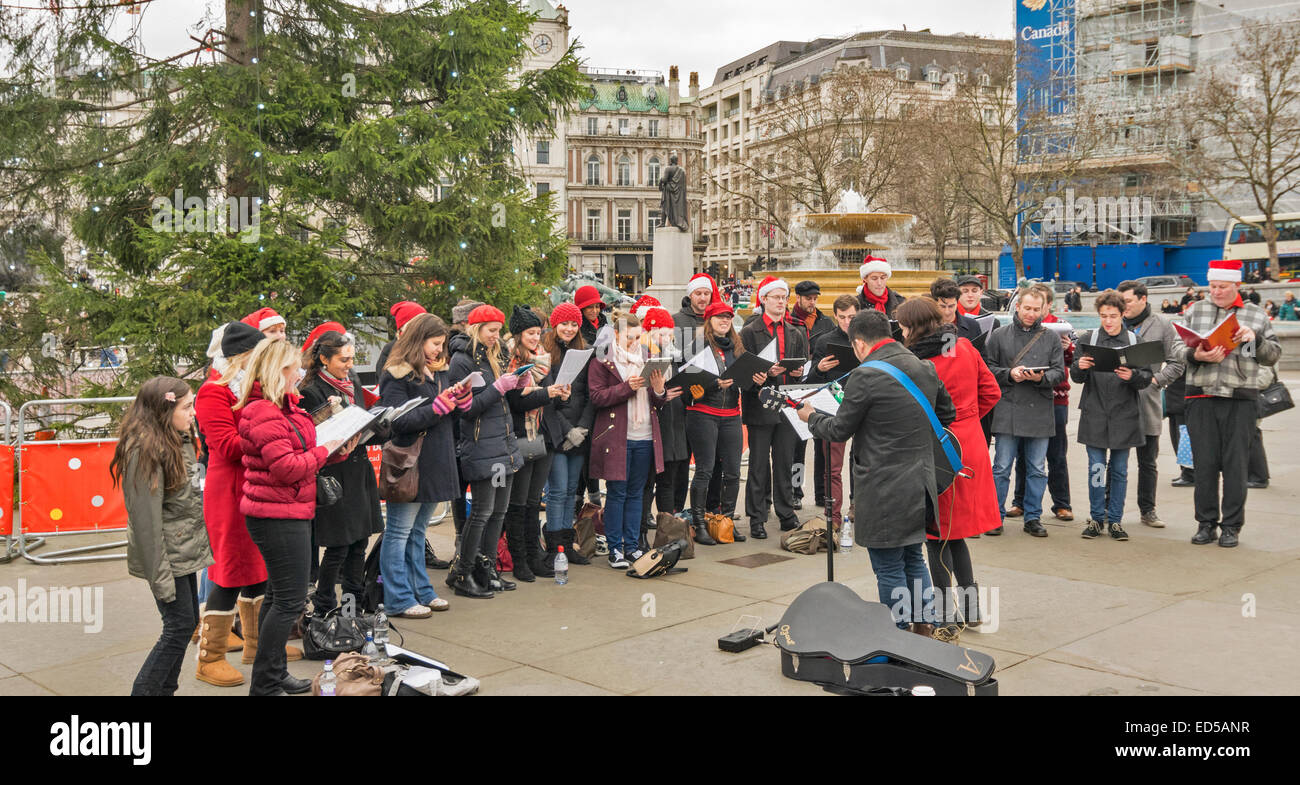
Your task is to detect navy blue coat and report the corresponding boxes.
[377,362,462,503]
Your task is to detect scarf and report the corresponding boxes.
[862,286,891,313]
[909,325,956,361]
[957,301,982,317]
[791,302,818,333]
[1122,304,1152,333]
[612,342,650,429]
[227,369,245,401]
[318,369,356,405]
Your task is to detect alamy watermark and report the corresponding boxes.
[151,189,261,243]
[1041,188,1153,241]
[0,579,104,633]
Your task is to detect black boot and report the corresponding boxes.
[476,553,515,592]
[503,504,533,582]
[1191,522,1218,545]
[637,519,650,554]
[525,504,554,578]
[1218,526,1240,548]
[560,528,591,565]
[692,508,718,546]
[446,556,493,599]
[541,529,561,571]
[960,583,981,628]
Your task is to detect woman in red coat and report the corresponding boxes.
[193,321,278,688]
[897,299,1001,638]
[235,338,354,695]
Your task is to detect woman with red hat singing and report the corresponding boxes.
[445,304,527,597]
[540,303,595,568]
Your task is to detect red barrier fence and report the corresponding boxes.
[0,445,13,538]
[19,441,127,534]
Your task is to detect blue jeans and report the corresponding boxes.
[866,544,934,629]
[381,502,441,611]
[604,441,653,555]
[1086,446,1130,524]
[994,435,1048,522]
[546,452,585,532]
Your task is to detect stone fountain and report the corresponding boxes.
[784,190,941,311]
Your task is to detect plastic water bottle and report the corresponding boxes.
[373,604,389,656]
[465,489,473,520]
[362,632,378,659]
[320,661,337,696]
[554,546,569,585]
[840,514,854,552]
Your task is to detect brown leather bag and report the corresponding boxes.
[651,512,694,560]
[706,513,735,545]
[573,502,602,559]
[311,652,385,696]
[378,435,423,503]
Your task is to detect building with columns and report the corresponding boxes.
[517,0,571,234]
[563,66,705,292]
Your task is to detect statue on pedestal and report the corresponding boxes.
[658,152,689,232]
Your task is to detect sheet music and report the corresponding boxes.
[463,371,486,389]
[683,346,719,375]
[973,314,998,336]
[758,338,777,363]
[783,408,812,440]
[553,348,594,386]
[314,405,379,452]
[382,396,428,424]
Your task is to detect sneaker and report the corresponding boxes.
[1140,511,1165,528]
[1081,519,1104,539]
[627,549,645,561]
[608,550,629,570]
[1108,523,1130,541]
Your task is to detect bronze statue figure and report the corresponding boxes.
[658,152,689,232]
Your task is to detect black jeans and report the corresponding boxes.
[793,438,808,500]
[312,538,367,613]
[509,454,553,507]
[746,420,799,528]
[688,411,742,517]
[672,458,690,513]
[1135,434,1160,515]
[1249,424,1269,484]
[1186,397,1254,530]
[643,458,686,529]
[462,476,513,565]
[206,581,267,613]
[131,573,199,696]
[245,517,311,696]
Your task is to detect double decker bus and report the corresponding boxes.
[1222,213,1300,281]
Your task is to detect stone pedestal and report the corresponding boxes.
[645,226,695,311]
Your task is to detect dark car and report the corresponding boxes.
[1133,275,1197,290]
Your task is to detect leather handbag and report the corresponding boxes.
[705,513,735,545]
[573,503,603,559]
[1258,380,1293,419]
[302,607,368,661]
[287,418,343,507]
[651,512,694,560]
[518,430,548,461]
[310,652,385,696]
[379,435,423,503]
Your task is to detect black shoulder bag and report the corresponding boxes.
[286,416,343,507]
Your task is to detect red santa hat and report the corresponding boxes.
[633,295,662,320]
[390,301,427,332]
[302,321,346,355]
[859,256,892,280]
[1206,259,1243,283]
[641,307,675,331]
[686,273,722,304]
[241,307,286,332]
[756,276,789,301]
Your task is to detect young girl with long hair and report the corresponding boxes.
[540,304,594,567]
[117,377,212,696]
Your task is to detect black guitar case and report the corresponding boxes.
[775,582,998,696]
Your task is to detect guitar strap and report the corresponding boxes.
[861,360,963,477]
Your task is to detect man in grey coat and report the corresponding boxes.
[985,289,1066,537]
[1117,280,1185,529]
[799,310,956,633]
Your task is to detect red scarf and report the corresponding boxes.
[862,287,891,313]
[957,301,981,317]
[1230,293,1245,309]
[318,369,356,405]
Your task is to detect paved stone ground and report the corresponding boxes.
[2,375,1297,696]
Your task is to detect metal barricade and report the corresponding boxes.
[0,400,32,561]
[15,397,134,564]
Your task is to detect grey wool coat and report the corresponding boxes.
[984,313,1066,438]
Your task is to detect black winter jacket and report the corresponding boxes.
[447,335,522,482]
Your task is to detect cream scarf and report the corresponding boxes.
[612,342,649,428]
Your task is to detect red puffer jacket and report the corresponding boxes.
[237,382,333,521]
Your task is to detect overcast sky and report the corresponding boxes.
[105,0,1012,87]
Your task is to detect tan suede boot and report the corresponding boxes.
[195,610,245,687]
[191,604,242,650]
[239,595,302,665]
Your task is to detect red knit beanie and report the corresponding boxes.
[549,302,582,327]
[390,301,427,332]
[642,307,675,331]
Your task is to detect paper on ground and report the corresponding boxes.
[554,348,594,386]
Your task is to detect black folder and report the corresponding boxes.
[822,342,858,373]
[721,351,779,390]
[1078,340,1166,373]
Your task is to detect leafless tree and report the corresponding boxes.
[897,103,967,271]
[1167,18,1300,280]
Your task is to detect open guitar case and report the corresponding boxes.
[772,432,998,696]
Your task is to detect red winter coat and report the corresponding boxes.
[195,379,267,587]
[237,382,336,521]
[928,337,1003,539]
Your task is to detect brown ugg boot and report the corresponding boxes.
[195,610,245,687]
[191,605,243,651]
[239,595,302,665]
